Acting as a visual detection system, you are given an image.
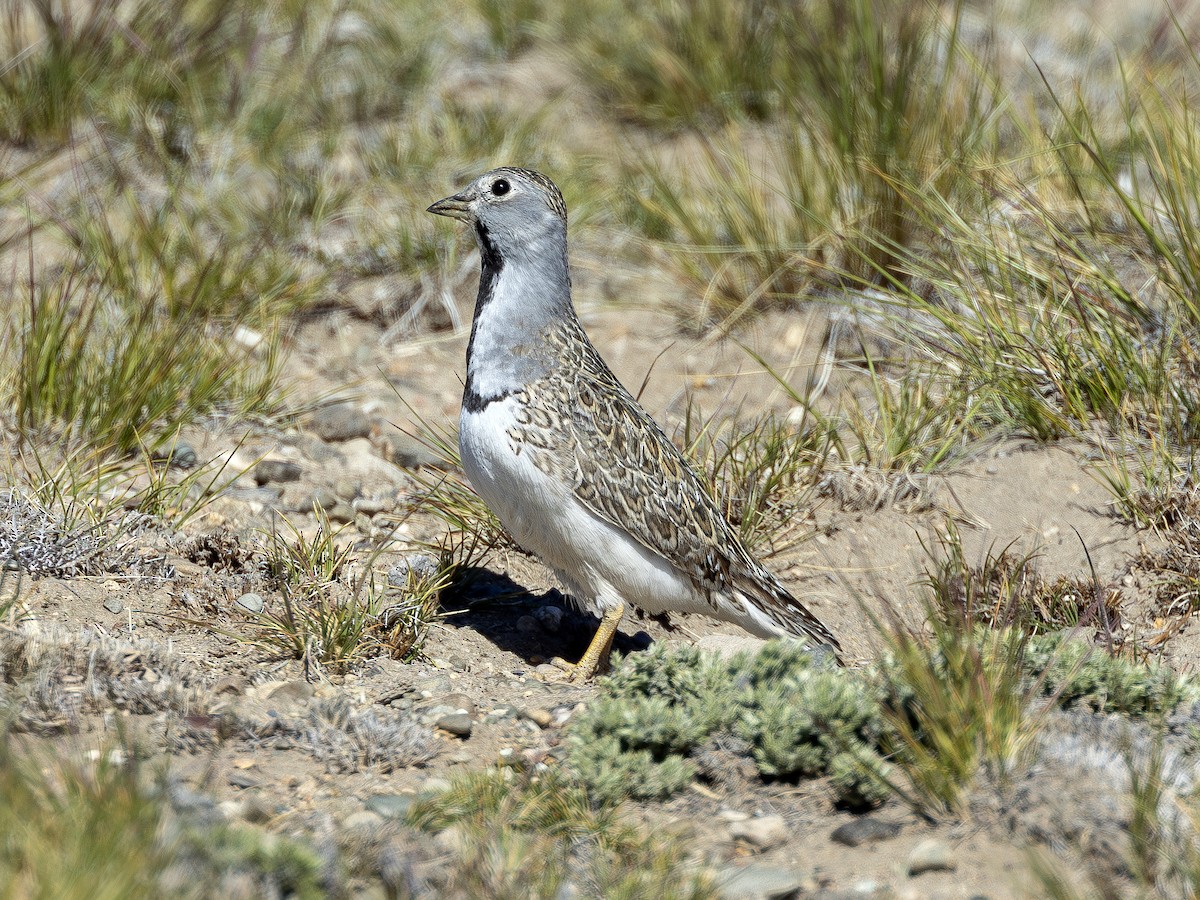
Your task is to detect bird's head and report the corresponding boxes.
[427,167,567,262]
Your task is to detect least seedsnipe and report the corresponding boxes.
[428,167,840,679]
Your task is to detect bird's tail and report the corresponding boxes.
[734,576,842,664]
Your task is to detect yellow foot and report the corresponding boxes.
[549,601,625,683]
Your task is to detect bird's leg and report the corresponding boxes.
[561,601,625,683]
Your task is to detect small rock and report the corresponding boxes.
[534,605,562,632]
[436,713,473,738]
[306,488,339,512]
[388,554,438,587]
[516,615,540,633]
[344,810,384,830]
[335,478,362,501]
[155,444,197,470]
[234,592,264,615]
[254,459,302,485]
[328,501,356,524]
[414,676,453,698]
[233,324,264,350]
[353,496,387,516]
[907,838,957,876]
[716,863,809,900]
[267,681,315,704]
[382,433,443,469]
[522,708,553,728]
[729,814,789,851]
[103,596,124,615]
[311,403,371,442]
[440,694,477,715]
[434,825,465,854]
[228,771,260,789]
[365,794,413,820]
[168,784,220,820]
[240,795,274,824]
[831,818,902,848]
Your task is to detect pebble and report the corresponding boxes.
[253,459,302,485]
[365,794,413,820]
[434,825,465,853]
[439,693,477,715]
[168,784,220,821]
[516,615,540,633]
[328,501,357,524]
[534,605,562,632]
[383,433,443,469]
[343,810,385,830]
[729,814,789,851]
[267,680,316,703]
[311,403,371,442]
[227,771,260,789]
[715,863,810,900]
[307,488,339,512]
[335,478,362,501]
[436,713,473,738]
[234,592,265,614]
[907,838,957,876]
[353,496,387,516]
[239,795,274,824]
[831,818,902,847]
[103,596,124,615]
[388,554,438,587]
[158,444,197,470]
[522,708,553,728]
[414,677,453,698]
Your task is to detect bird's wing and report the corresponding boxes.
[527,322,840,651]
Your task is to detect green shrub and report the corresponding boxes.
[1026,633,1200,717]
[567,641,889,808]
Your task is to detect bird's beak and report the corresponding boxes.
[427,190,474,222]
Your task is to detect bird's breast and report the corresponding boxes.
[459,397,571,551]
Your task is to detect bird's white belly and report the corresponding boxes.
[459,399,710,618]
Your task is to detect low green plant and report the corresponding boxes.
[682,403,832,556]
[567,644,740,804]
[0,741,172,900]
[561,0,796,126]
[7,259,284,454]
[248,506,455,668]
[922,523,1120,636]
[876,618,1037,818]
[0,732,330,899]
[248,508,378,669]
[839,362,984,474]
[567,641,889,809]
[408,768,715,899]
[470,0,550,57]
[1024,632,1200,717]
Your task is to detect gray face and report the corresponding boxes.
[427,167,567,259]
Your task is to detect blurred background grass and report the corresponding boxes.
[1,0,1197,482]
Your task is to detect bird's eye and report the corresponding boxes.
[491,178,511,196]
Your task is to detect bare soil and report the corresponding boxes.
[6,249,1176,898]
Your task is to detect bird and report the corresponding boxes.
[427,167,841,680]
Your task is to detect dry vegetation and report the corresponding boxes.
[5,0,1200,895]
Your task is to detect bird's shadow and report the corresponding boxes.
[440,567,652,667]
